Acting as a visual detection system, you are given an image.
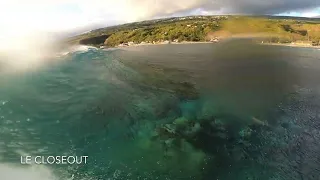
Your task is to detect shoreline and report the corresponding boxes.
[114,41,213,48]
[110,41,320,49]
[262,43,320,49]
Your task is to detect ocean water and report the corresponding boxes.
[0,41,320,180]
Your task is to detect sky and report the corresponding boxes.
[0,0,319,40]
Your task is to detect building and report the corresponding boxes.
[210,38,219,43]
[118,43,128,47]
[293,40,313,46]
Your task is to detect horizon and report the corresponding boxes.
[1,1,320,34]
[0,0,320,51]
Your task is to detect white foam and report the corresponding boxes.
[56,45,98,57]
[0,163,59,180]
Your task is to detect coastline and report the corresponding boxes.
[114,41,213,48]
[109,41,320,49]
[262,43,320,49]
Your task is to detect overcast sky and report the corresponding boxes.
[0,0,319,38]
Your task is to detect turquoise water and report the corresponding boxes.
[0,43,320,180]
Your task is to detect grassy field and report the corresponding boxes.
[66,15,320,47]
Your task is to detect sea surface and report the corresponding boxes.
[0,41,320,180]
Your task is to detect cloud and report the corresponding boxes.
[74,0,320,22]
[199,0,320,15]
[1,0,320,34]
[0,0,319,44]
[0,0,318,65]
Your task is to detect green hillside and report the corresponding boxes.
[67,15,320,47]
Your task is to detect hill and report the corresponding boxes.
[66,15,320,47]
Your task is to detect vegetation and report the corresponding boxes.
[78,35,110,45]
[67,15,320,47]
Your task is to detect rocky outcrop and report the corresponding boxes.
[79,35,110,46]
[152,114,256,156]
